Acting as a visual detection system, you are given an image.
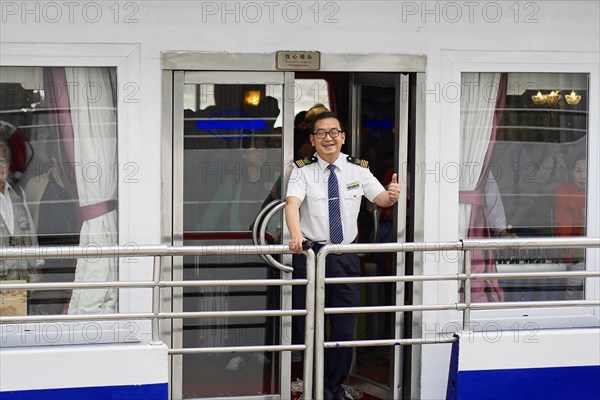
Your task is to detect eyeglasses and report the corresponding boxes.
[0,160,8,168]
[312,128,343,139]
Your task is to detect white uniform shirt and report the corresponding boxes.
[484,171,508,236]
[0,183,16,235]
[286,152,385,244]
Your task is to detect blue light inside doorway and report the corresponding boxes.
[196,120,268,130]
[362,119,393,129]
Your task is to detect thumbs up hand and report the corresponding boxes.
[387,173,401,205]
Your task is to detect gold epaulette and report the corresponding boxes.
[347,156,369,168]
[294,156,317,168]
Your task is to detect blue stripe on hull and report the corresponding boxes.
[457,365,600,400]
[0,383,167,400]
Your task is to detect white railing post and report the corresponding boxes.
[314,246,328,400]
[151,255,162,345]
[303,248,316,400]
[462,249,472,332]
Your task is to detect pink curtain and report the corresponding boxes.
[43,67,80,212]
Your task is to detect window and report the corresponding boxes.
[0,66,118,315]
[459,72,588,303]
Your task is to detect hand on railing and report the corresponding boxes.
[302,240,314,251]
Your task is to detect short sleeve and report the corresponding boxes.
[361,168,386,202]
[286,165,307,202]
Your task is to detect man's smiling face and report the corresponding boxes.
[310,117,345,163]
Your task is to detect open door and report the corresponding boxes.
[165,58,415,400]
[347,73,410,399]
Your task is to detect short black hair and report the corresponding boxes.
[570,150,587,170]
[294,111,307,126]
[311,111,343,133]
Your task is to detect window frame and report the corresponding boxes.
[436,50,599,329]
[0,43,145,323]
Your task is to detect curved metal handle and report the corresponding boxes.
[252,200,281,265]
[259,201,293,272]
[252,200,293,273]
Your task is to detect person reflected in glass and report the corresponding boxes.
[199,135,275,231]
[0,141,41,314]
[554,153,586,300]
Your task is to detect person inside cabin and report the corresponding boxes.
[293,110,309,159]
[199,134,274,231]
[24,141,79,315]
[0,140,42,313]
[199,95,282,232]
[294,103,329,159]
[554,152,587,300]
[285,111,401,400]
[261,104,329,208]
[485,171,518,239]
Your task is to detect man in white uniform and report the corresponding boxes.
[286,112,400,400]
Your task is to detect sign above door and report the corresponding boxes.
[276,51,320,70]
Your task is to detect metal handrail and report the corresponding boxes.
[313,237,600,398]
[0,244,316,400]
[1,238,599,400]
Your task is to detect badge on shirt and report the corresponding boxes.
[346,182,360,191]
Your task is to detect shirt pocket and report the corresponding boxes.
[343,185,364,218]
[306,186,328,217]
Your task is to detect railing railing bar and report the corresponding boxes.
[0,244,295,259]
[0,279,309,291]
[1,272,596,292]
[323,271,600,285]
[0,281,156,290]
[7,300,592,324]
[0,313,155,324]
[469,271,600,280]
[324,300,600,315]
[468,300,600,309]
[324,274,463,284]
[461,237,600,250]
[1,238,596,260]
[159,310,307,319]
[323,337,458,348]
[325,304,465,314]
[160,279,308,287]
[169,344,306,355]
[307,238,599,255]
[0,309,308,324]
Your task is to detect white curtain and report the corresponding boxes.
[67,67,118,314]
[458,73,501,238]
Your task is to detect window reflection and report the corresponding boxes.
[460,72,588,302]
[182,82,284,398]
[0,66,118,316]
